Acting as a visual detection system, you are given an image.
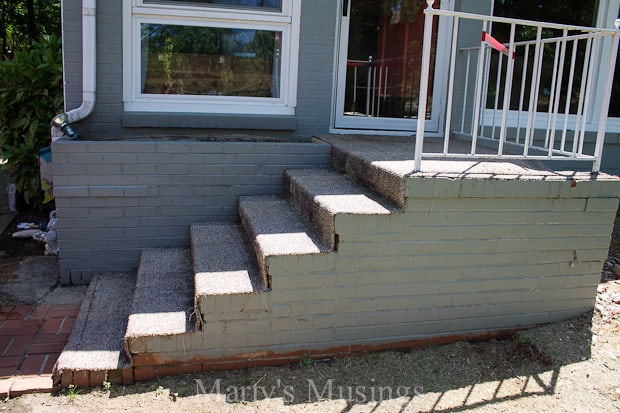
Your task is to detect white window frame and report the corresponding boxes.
[122,0,301,115]
[592,0,620,130]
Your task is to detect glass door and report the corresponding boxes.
[334,0,451,132]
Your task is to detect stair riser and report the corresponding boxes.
[284,172,335,249]
[197,291,268,323]
[123,248,195,361]
[127,332,197,355]
[330,146,406,209]
[238,206,270,288]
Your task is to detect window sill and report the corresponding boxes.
[122,112,297,130]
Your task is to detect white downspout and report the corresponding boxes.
[51,0,96,140]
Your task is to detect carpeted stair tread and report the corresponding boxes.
[125,248,195,339]
[285,168,397,215]
[191,223,264,295]
[54,273,134,372]
[239,196,329,257]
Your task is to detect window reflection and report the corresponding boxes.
[493,0,618,116]
[141,24,282,98]
[146,0,282,11]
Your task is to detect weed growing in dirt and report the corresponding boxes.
[299,354,312,368]
[514,332,534,346]
[102,380,111,392]
[170,390,182,402]
[67,384,81,402]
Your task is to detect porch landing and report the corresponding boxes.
[54,136,620,386]
[322,134,602,179]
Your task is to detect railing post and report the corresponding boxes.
[470,20,489,155]
[366,56,373,116]
[498,23,516,156]
[414,0,436,172]
[524,26,543,156]
[592,19,620,173]
[443,16,459,155]
[573,35,593,155]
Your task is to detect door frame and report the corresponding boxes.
[331,0,455,135]
[591,0,620,128]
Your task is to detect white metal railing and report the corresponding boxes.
[415,0,620,172]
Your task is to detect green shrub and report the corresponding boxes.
[0,34,63,208]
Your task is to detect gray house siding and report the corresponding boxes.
[60,0,620,170]
[61,0,339,139]
[59,0,502,140]
[54,0,620,282]
[61,1,83,113]
[601,134,620,176]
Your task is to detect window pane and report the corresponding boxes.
[344,0,440,119]
[141,24,282,98]
[492,0,619,117]
[145,0,282,11]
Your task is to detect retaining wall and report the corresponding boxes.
[131,174,619,363]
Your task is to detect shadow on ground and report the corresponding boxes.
[49,312,593,412]
[0,196,86,309]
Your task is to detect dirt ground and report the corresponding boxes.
[2,211,620,412]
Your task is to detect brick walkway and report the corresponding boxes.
[0,303,79,397]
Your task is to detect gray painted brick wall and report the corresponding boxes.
[180,175,618,357]
[52,139,331,284]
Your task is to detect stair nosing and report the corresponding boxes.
[191,222,265,294]
[125,247,195,342]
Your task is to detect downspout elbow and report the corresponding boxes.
[51,0,96,140]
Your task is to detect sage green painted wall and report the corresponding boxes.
[142,175,619,359]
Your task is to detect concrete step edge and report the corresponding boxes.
[124,248,195,355]
[239,195,329,286]
[284,168,398,249]
[53,273,135,385]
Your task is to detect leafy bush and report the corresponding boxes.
[0,34,63,207]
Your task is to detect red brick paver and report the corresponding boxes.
[0,303,80,396]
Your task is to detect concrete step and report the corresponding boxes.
[124,248,195,356]
[321,135,413,209]
[53,273,134,387]
[190,223,264,314]
[239,195,329,287]
[284,168,397,249]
